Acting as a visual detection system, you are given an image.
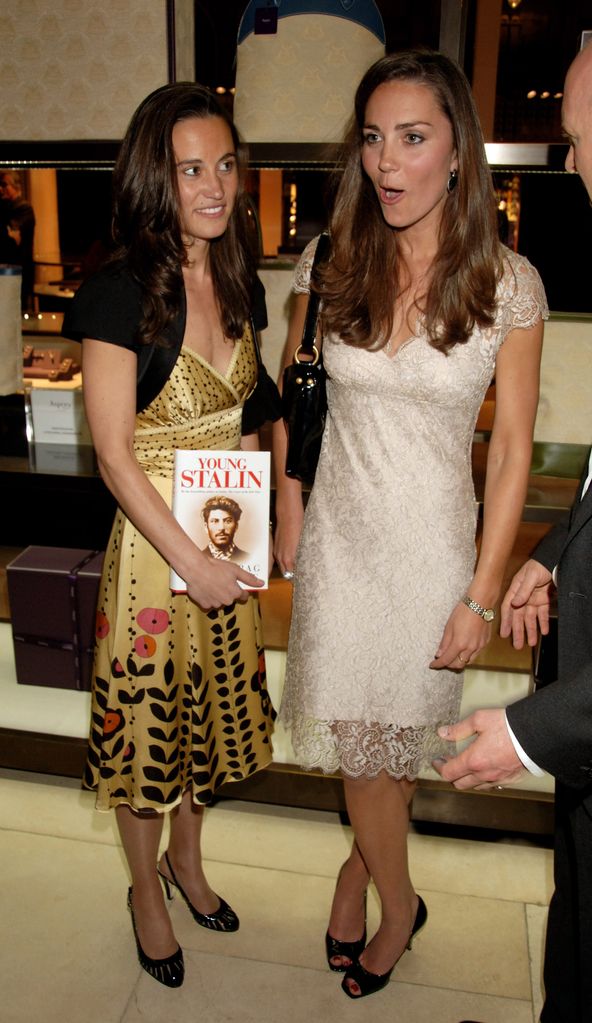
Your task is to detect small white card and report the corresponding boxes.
[30,387,92,446]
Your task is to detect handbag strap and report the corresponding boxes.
[298,231,331,362]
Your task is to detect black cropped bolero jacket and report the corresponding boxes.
[62,260,268,416]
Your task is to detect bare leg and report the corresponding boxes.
[326,840,370,967]
[116,804,178,958]
[158,790,220,915]
[342,772,418,992]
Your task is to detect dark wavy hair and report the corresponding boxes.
[320,49,502,353]
[111,82,258,346]
[201,496,242,524]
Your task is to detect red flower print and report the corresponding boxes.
[134,634,157,658]
[136,608,170,634]
[96,610,110,639]
[103,709,124,736]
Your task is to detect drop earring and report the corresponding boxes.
[447,169,458,193]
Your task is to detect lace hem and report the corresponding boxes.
[288,716,455,781]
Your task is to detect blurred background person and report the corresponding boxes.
[0,170,36,311]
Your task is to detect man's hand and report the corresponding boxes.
[500,558,553,649]
[433,709,525,789]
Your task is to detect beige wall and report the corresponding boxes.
[258,265,297,382]
[0,0,169,140]
[536,318,592,444]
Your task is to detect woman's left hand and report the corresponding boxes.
[429,602,492,670]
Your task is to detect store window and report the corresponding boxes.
[494,0,590,142]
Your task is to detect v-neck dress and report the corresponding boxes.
[83,335,275,811]
[280,237,548,780]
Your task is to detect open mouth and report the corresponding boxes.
[379,187,404,204]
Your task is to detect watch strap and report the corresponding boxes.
[462,595,496,621]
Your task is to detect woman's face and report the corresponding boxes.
[360,79,457,240]
[172,115,239,248]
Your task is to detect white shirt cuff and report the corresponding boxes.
[505,714,545,776]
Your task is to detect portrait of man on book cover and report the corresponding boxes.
[201,496,251,563]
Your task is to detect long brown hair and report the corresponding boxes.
[112,82,258,346]
[320,49,502,353]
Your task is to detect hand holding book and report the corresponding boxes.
[170,450,271,597]
[179,553,264,612]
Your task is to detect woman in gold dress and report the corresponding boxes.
[63,83,275,988]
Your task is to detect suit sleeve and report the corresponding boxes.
[507,667,592,788]
[505,471,592,785]
[532,516,570,573]
[531,462,590,576]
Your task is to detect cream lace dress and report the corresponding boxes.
[280,239,548,779]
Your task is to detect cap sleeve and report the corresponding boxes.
[499,250,549,344]
[61,262,143,352]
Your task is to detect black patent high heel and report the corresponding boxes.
[341,895,427,1000]
[157,851,239,932]
[325,891,367,972]
[127,888,184,988]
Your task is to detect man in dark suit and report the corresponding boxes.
[434,41,592,1023]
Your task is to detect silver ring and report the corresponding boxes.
[282,570,294,580]
[495,785,504,791]
[457,654,466,663]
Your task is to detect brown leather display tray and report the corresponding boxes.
[22,346,80,381]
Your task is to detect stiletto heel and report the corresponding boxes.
[325,892,367,971]
[160,873,173,901]
[157,851,239,932]
[127,888,184,988]
[407,893,427,948]
[341,895,427,999]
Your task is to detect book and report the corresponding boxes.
[170,449,271,593]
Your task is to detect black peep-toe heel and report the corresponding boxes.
[127,888,184,988]
[341,895,427,999]
[157,851,239,932]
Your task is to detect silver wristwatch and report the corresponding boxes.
[462,595,496,623]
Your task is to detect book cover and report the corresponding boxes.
[170,449,271,593]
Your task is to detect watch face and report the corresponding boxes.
[483,609,495,622]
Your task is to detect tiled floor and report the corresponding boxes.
[0,768,553,1023]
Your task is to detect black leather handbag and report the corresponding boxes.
[282,232,331,485]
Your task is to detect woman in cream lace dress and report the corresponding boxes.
[274,50,546,999]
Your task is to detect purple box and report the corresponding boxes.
[7,546,104,691]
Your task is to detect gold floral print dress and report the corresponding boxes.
[84,331,275,811]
